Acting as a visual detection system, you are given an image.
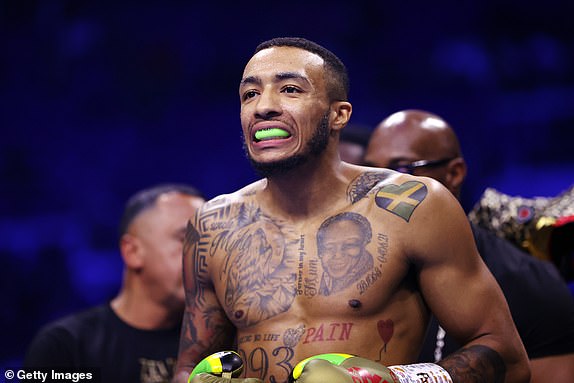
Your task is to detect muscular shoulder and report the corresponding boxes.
[349,168,455,219]
[352,170,473,265]
[201,180,264,212]
[191,180,264,230]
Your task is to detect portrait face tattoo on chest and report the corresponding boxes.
[316,212,375,296]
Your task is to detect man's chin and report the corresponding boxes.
[249,154,307,178]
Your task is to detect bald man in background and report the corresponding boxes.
[364,109,574,383]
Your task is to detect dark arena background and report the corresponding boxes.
[1,0,573,368]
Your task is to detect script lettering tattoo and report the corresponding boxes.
[202,202,298,327]
[304,259,319,297]
[295,236,319,297]
[440,345,506,383]
[347,171,390,203]
[357,265,382,294]
[297,235,305,296]
[302,322,354,343]
[376,233,389,263]
[317,212,374,295]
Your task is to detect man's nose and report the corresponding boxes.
[255,88,281,119]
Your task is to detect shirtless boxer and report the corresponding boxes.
[173,37,530,383]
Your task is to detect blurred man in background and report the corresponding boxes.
[24,183,205,383]
[364,109,574,383]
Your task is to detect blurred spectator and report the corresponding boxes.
[365,109,574,383]
[24,184,205,383]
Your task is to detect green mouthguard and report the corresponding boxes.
[255,128,290,140]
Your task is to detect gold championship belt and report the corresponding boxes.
[468,185,574,281]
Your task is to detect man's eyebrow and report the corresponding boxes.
[240,75,261,87]
[240,72,311,87]
[275,71,311,85]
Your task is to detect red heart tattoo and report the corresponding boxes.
[376,319,394,361]
[377,319,394,345]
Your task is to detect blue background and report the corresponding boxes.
[1,0,573,368]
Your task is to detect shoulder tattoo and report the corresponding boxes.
[375,181,428,222]
[347,171,390,203]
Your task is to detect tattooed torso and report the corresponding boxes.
[187,170,432,383]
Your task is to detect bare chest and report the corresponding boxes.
[199,200,409,328]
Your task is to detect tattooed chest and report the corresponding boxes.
[201,205,396,327]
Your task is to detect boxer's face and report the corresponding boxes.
[130,192,204,310]
[239,46,332,176]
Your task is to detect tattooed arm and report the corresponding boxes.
[173,218,236,383]
[407,177,530,383]
[438,345,507,383]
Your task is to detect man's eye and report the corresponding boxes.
[242,90,258,100]
[281,86,300,94]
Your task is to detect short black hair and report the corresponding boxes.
[118,183,203,236]
[255,37,349,102]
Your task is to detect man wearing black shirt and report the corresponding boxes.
[24,184,204,383]
[364,109,574,383]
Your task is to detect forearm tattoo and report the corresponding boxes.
[440,345,506,383]
[180,220,236,356]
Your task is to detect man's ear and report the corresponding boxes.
[445,157,467,196]
[119,233,144,270]
[330,101,352,132]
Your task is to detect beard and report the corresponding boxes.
[243,112,331,178]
